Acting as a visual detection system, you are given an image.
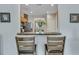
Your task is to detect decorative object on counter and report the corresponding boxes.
[35,18,47,33]
[0,13,10,23]
[70,13,79,23]
[20,14,28,24]
[23,22,33,32]
[20,14,33,32]
[20,26,24,32]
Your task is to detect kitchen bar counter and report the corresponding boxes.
[17,32,61,35]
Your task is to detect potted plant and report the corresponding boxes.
[35,19,47,33]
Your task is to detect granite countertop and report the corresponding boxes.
[17,32,61,35]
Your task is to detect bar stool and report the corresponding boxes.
[45,35,65,55]
[16,36,36,55]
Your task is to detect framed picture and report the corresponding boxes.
[0,13,10,23]
[70,14,79,23]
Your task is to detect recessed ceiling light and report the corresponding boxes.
[37,4,42,6]
[30,11,32,13]
[25,4,29,6]
[51,4,54,6]
[47,11,49,13]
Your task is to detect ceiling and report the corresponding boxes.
[21,4,58,16]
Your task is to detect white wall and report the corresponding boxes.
[47,13,58,32]
[58,4,79,55]
[20,4,28,16]
[0,4,20,55]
